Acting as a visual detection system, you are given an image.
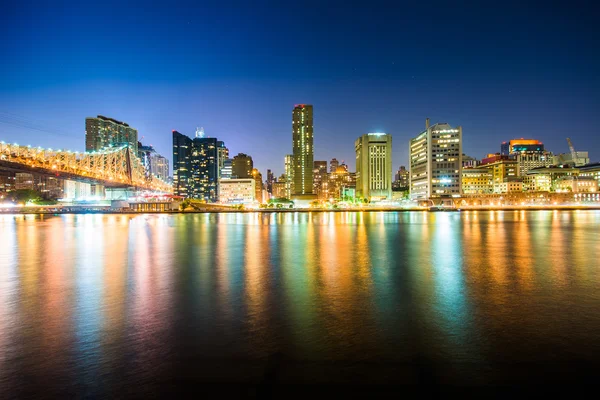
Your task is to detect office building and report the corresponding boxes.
[285,154,294,198]
[190,137,219,202]
[554,152,590,167]
[266,169,275,194]
[219,179,255,204]
[393,166,409,189]
[355,133,393,201]
[409,119,462,200]
[86,115,138,154]
[501,139,544,155]
[138,143,169,181]
[232,153,253,179]
[252,168,263,203]
[172,130,193,197]
[272,180,287,198]
[462,167,493,194]
[462,154,480,168]
[330,158,339,173]
[292,104,314,197]
[221,158,233,179]
[481,154,519,193]
[217,141,229,179]
[555,176,597,193]
[328,164,355,200]
[313,160,328,199]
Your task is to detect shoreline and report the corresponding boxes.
[2,206,600,215]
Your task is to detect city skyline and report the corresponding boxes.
[2,2,599,176]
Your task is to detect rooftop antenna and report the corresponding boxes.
[195,127,205,138]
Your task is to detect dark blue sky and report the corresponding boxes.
[1,0,598,175]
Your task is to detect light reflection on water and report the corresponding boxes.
[1,211,600,393]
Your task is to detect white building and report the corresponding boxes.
[219,179,255,204]
[355,133,393,201]
[409,119,462,200]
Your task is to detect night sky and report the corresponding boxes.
[1,0,598,176]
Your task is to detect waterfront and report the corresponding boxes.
[1,211,600,395]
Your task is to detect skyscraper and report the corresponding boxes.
[138,143,169,181]
[355,133,393,201]
[172,130,192,197]
[393,166,409,189]
[292,104,314,197]
[217,141,229,179]
[190,137,220,202]
[409,119,463,200]
[252,168,263,203]
[86,115,138,154]
[232,153,253,179]
[284,154,294,199]
[313,160,328,199]
[329,158,339,173]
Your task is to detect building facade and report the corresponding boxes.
[355,133,393,201]
[190,137,219,202]
[138,144,169,181]
[172,130,193,197]
[219,179,255,204]
[313,160,328,199]
[232,153,253,179]
[292,104,314,196]
[284,154,294,199]
[409,120,462,200]
[393,165,409,189]
[86,115,138,154]
[252,168,263,203]
[462,166,493,194]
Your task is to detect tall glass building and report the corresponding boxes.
[172,130,192,197]
[292,104,314,197]
[190,137,219,202]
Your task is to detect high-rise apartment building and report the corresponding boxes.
[284,154,294,199]
[172,130,193,197]
[355,133,393,201]
[221,159,233,179]
[232,153,253,179]
[409,119,462,200]
[292,104,314,197]
[86,115,138,154]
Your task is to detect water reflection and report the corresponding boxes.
[0,211,600,392]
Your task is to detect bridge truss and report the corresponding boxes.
[0,142,172,193]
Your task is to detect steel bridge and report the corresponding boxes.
[0,141,172,193]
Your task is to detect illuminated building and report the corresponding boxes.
[172,130,193,197]
[525,166,579,191]
[266,169,275,194]
[462,154,480,168]
[393,165,409,189]
[0,171,15,195]
[462,166,493,194]
[217,141,229,179]
[232,153,253,179]
[522,174,552,192]
[501,139,544,155]
[409,119,462,200]
[138,143,169,181]
[481,154,519,193]
[190,137,219,202]
[554,151,590,167]
[555,176,597,193]
[219,178,255,204]
[328,165,355,200]
[272,180,287,198]
[313,160,328,199]
[579,163,600,187]
[285,154,294,198]
[330,158,339,173]
[221,159,233,179]
[14,172,34,190]
[252,168,263,203]
[292,104,315,198]
[496,180,523,193]
[86,115,138,154]
[355,133,393,201]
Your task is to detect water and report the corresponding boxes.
[1,211,599,395]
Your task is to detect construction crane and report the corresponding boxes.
[566,138,581,166]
